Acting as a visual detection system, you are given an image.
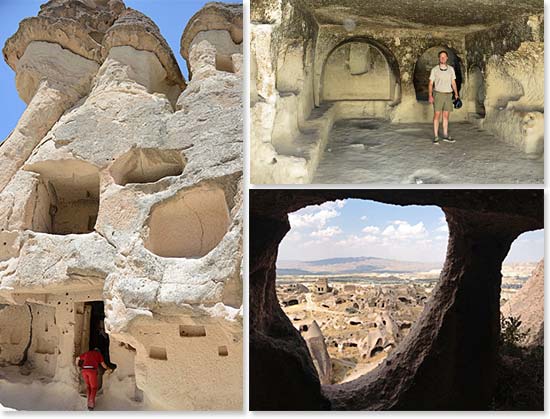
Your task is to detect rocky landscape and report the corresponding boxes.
[277,279,430,384]
[0,0,243,411]
[276,260,539,386]
[250,0,544,184]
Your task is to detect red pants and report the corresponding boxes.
[82,369,98,408]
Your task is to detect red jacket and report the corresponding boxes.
[79,350,104,369]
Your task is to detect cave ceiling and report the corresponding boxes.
[294,0,543,28]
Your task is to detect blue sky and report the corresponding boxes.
[277,199,544,264]
[0,0,216,142]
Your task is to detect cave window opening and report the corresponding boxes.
[413,46,464,102]
[110,148,185,186]
[275,199,447,386]
[144,184,231,258]
[26,160,100,235]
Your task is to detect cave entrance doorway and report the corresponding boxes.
[413,46,464,102]
[275,199,447,386]
[78,301,115,395]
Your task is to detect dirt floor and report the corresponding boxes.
[313,119,544,184]
[0,366,145,411]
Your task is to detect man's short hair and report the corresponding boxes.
[438,50,449,57]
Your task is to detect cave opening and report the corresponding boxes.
[77,301,116,396]
[110,148,185,186]
[275,199,447,387]
[413,46,464,102]
[144,184,231,258]
[25,160,100,235]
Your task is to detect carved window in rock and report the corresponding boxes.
[110,148,185,186]
[26,160,100,235]
[144,184,231,258]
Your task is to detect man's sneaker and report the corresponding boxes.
[433,136,440,144]
[442,135,455,143]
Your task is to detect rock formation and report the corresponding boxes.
[302,320,332,385]
[0,0,243,411]
[501,259,544,346]
[250,0,544,184]
[250,190,542,410]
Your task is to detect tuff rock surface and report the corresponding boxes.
[502,259,544,346]
[250,0,544,184]
[0,0,243,411]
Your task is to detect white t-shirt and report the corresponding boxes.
[429,65,456,93]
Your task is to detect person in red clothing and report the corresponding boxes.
[76,348,112,410]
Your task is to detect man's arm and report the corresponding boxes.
[451,79,459,98]
[101,361,112,372]
[75,355,81,366]
[428,80,434,104]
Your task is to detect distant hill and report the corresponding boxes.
[277,256,442,275]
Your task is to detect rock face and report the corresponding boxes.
[501,259,544,346]
[0,0,243,411]
[302,320,332,385]
[181,2,243,78]
[250,0,544,184]
[249,190,542,410]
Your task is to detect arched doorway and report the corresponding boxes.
[321,39,400,103]
[413,46,464,102]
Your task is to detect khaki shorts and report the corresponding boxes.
[433,91,453,112]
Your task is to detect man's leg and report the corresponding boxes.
[88,371,99,408]
[82,371,92,408]
[433,111,441,137]
[442,111,449,137]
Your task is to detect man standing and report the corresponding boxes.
[76,347,112,410]
[428,50,460,144]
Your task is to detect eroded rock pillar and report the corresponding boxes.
[0,42,99,193]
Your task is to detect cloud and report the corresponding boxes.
[288,200,346,229]
[336,234,380,247]
[360,215,368,221]
[311,226,343,238]
[286,231,302,241]
[436,224,448,233]
[362,225,380,234]
[382,221,428,240]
